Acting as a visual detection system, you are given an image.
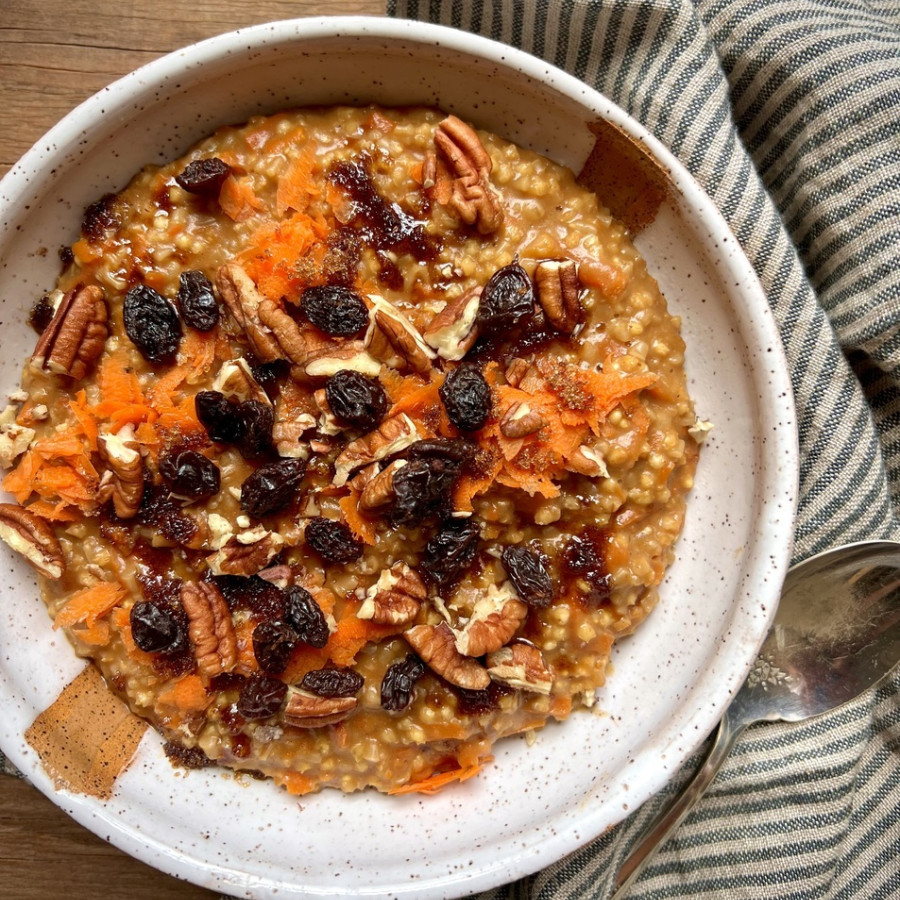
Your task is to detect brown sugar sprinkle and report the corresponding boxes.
[1,104,703,796]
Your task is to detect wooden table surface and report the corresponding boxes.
[0,3,382,896]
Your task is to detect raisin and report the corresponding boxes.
[301,667,364,698]
[158,447,220,503]
[476,262,534,334]
[130,600,185,653]
[237,674,288,719]
[195,390,244,443]
[381,655,425,712]
[419,518,480,587]
[175,157,231,196]
[405,438,476,467]
[439,364,492,432]
[252,620,297,674]
[562,527,612,607]
[81,193,118,241]
[390,457,461,526]
[299,285,369,336]
[324,370,388,430]
[284,585,330,648]
[213,574,286,621]
[235,400,275,459]
[176,270,219,332]
[28,295,55,335]
[136,483,198,546]
[163,741,214,770]
[240,457,307,518]
[195,391,274,458]
[501,545,554,608]
[123,284,182,365]
[304,517,363,564]
[453,680,512,716]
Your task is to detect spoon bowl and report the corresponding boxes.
[613,540,900,897]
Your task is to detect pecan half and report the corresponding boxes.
[499,402,546,439]
[332,413,420,487]
[0,503,65,578]
[216,263,283,362]
[422,288,481,361]
[486,641,554,694]
[358,459,407,511]
[455,583,528,657]
[97,425,144,519]
[31,284,108,380]
[533,259,582,333]
[430,115,503,234]
[405,621,490,690]
[181,580,237,680]
[299,342,381,381]
[365,296,436,376]
[283,687,357,728]
[206,527,285,576]
[358,561,426,626]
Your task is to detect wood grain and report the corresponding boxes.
[0,3,382,895]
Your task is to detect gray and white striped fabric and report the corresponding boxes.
[387,1,900,898]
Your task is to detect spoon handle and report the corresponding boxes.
[609,712,746,899]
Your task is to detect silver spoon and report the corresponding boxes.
[611,540,900,898]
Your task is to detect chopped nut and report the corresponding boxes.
[405,621,491,690]
[358,459,407,511]
[486,641,554,694]
[499,402,545,438]
[568,444,609,478]
[0,502,65,579]
[358,561,426,625]
[503,358,530,388]
[333,413,420,487]
[0,404,35,469]
[212,357,271,405]
[257,564,293,589]
[423,289,481,361]
[97,425,144,519]
[216,263,283,362]
[365,296,436,376]
[431,115,503,234]
[181,581,237,680]
[300,343,381,380]
[206,529,284,576]
[689,418,714,443]
[283,687,356,728]
[533,259,582,333]
[313,388,346,438]
[31,284,108,380]
[455,583,528,657]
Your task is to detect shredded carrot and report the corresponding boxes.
[156,674,210,712]
[54,581,127,630]
[69,391,99,451]
[339,492,378,546]
[218,175,265,222]
[69,618,112,646]
[388,759,489,795]
[25,499,80,522]
[275,771,316,796]
[276,145,320,216]
[178,327,217,382]
[71,238,102,265]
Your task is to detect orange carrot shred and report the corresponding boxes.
[218,175,265,222]
[156,674,210,712]
[388,759,489,795]
[54,582,127,630]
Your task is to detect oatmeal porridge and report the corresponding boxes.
[0,106,704,794]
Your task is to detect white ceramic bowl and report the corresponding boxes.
[0,16,797,899]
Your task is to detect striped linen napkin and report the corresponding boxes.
[387,1,900,898]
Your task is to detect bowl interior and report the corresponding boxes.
[0,18,796,899]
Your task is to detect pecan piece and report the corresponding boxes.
[358,561,426,626]
[406,621,490,690]
[181,580,237,680]
[567,444,609,478]
[216,263,283,362]
[0,503,64,578]
[299,342,381,381]
[486,640,554,694]
[332,413,420,487]
[422,289,481,361]
[206,527,284,576]
[430,115,503,234]
[31,284,108,380]
[0,404,34,469]
[365,296,436,376]
[358,459,407,511]
[283,687,357,728]
[499,402,546,439]
[97,425,144,519]
[533,259,582,333]
[212,357,271,405]
[455,583,528,657]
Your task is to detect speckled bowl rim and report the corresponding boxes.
[0,16,798,899]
